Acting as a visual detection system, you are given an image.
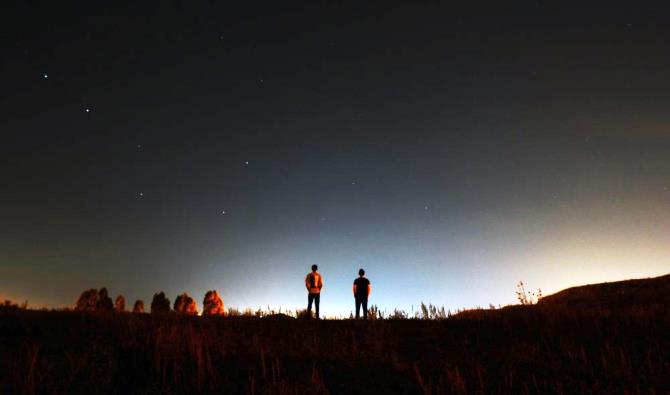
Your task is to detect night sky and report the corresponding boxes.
[2,4,670,316]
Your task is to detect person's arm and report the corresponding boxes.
[353,284,357,297]
[318,275,323,290]
[305,275,310,291]
[367,283,371,297]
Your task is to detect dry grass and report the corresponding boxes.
[0,300,668,394]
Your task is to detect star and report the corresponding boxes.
[137,144,142,149]
[259,79,264,83]
[43,73,48,79]
[351,181,356,185]
[85,108,91,113]
[138,192,144,197]
[424,205,429,211]
[244,161,249,165]
[221,210,227,215]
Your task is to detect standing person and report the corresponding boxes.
[353,268,371,319]
[305,264,323,319]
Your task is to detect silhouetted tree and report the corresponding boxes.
[75,287,115,311]
[151,292,171,314]
[174,292,198,315]
[115,295,126,312]
[96,288,114,311]
[202,290,225,316]
[75,288,99,311]
[132,300,145,313]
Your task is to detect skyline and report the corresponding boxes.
[2,4,670,316]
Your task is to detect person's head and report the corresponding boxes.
[358,268,365,277]
[311,264,318,272]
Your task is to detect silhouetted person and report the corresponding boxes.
[353,268,371,319]
[305,264,323,319]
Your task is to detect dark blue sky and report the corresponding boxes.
[2,4,669,315]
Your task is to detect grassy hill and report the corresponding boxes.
[539,273,670,310]
[0,275,668,394]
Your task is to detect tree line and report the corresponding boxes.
[74,287,225,315]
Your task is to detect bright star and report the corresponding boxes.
[43,74,48,79]
[138,192,143,197]
[85,108,91,113]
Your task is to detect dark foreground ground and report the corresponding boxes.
[1,300,669,395]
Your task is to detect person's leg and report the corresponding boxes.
[314,294,320,319]
[355,298,361,319]
[307,294,313,317]
[362,298,368,320]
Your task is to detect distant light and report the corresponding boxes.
[43,74,48,79]
[139,192,143,197]
[85,108,91,113]
[221,210,227,215]
[244,161,249,165]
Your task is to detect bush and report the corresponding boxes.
[227,307,241,316]
[96,288,114,311]
[151,292,171,314]
[173,293,198,315]
[75,288,113,311]
[296,309,313,319]
[202,290,225,316]
[75,289,99,311]
[516,281,542,305]
[387,309,409,319]
[132,300,145,313]
[368,304,382,320]
[419,302,448,319]
[115,295,126,312]
[1,300,27,309]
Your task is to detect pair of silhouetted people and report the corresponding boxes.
[304,265,371,319]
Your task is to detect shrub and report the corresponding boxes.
[173,293,198,315]
[368,304,382,320]
[132,300,145,313]
[96,288,114,311]
[75,288,113,311]
[75,289,99,311]
[115,295,126,312]
[202,290,225,316]
[1,300,27,309]
[227,307,241,316]
[419,302,448,319]
[151,292,171,314]
[387,308,408,319]
[296,309,313,319]
[516,281,542,305]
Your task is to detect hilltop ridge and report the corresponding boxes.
[539,273,670,309]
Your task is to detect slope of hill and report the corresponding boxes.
[539,273,670,310]
[1,275,669,393]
